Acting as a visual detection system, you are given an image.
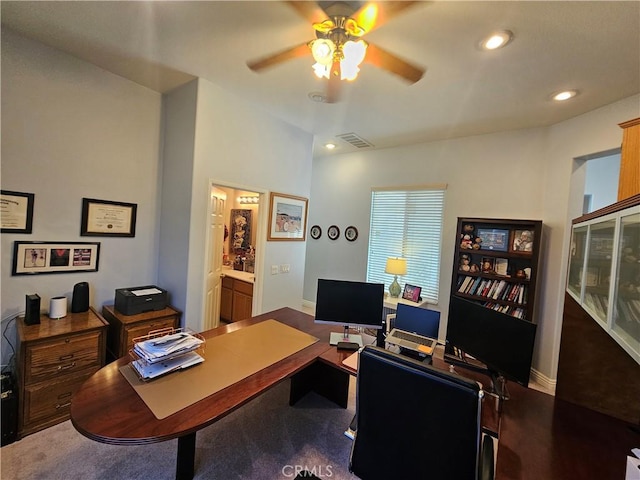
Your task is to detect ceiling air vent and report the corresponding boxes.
[336,132,374,149]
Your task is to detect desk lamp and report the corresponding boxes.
[385,257,407,298]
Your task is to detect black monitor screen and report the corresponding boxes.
[446,296,536,386]
[315,279,384,330]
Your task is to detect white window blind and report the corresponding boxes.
[366,186,446,304]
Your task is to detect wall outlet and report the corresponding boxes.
[280,264,290,273]
[271,265,279,275]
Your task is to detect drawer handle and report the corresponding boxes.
[59,354,74,361]
[55,401,72,410]
[57,362,76,371]
[65,338,70,343]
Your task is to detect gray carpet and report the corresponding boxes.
[1,379,359,480]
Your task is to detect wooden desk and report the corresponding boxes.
[70,308,348,480]
[71,308,639,480]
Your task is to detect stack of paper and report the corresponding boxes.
[131,331,204,380]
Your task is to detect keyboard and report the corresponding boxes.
[393,330,434,347]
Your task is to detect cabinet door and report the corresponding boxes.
[220,287,233,322]
[232,291,253,322]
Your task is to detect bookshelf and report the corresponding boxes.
[451,217,543,322]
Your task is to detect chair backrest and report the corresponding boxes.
[349,346,484,480]
[394,303,440,339]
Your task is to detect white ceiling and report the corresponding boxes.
[2,1,639,158]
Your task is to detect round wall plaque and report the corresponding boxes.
[345,226,358,242]
[310,225,322,239]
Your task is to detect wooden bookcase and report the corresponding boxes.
[451,217,542,322]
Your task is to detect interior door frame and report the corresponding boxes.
[205,179,266,321]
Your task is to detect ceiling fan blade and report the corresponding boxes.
[352,1,418,34]
[247,42,311,72]
[325,60,341,103]
[286,1,329,25]
[364,43,425,84]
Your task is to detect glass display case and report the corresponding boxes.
[567,199,640,364]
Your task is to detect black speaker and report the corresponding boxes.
[71,282,89,313]
[24,294,41,325]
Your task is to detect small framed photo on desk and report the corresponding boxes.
[402,284,422,302]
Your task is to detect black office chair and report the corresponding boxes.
[349,346,494,480]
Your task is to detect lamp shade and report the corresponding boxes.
[385,257,407,276]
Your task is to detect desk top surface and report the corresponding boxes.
[71,307,638,479]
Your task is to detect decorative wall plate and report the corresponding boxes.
[327,225,340,240]
[345,226,358,242]
[310,225,322,239]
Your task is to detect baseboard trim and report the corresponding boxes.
[529,368,556,395]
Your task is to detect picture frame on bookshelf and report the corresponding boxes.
[481,257,496,274]
[511,229,534,253]
[477,228,509,252]
[494,258,509,276]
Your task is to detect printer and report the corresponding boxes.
[115,285,167,315]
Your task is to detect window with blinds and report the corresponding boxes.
[366,186,446,304]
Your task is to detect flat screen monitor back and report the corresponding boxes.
[446,296,536,386]
[315,279,384,330]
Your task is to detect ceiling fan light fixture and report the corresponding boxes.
[311,39,336,65]
[340,40,367,81]
[313,62,330,79]
[481,30,514,50]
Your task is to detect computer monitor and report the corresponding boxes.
[393,303,440,339]
[445,295,537,392]
[315,279,384,346]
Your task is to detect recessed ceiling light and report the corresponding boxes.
[551,90,579,101]
[325,143,336,150]
[480,30,513,50]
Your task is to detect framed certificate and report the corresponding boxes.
[1,190,34,234]
[81,198,137,237]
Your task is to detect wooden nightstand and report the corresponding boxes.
[101,304,181,360]
[16,307,108,438]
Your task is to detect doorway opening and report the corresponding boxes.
[204,181,265,331]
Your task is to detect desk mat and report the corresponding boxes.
[119,319,318,419]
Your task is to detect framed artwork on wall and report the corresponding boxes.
[230,209,252,253]
[267,192,308,241]
[12,241,100,275]
[1,190,34,234]
[81,198,137,237]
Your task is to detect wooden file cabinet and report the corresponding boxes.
[16,307,108,438]
[102,304,181,360]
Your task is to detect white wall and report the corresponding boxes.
[1,30,163,366]
[159,78,314,332]
[537,94,640,383]
[304,94,640,384]
[585,153,621,212]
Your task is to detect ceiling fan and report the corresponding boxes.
[247,1,425,103]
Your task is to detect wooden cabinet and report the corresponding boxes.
[451,217,542,322]
[16,307,108,438]
[558,194,640,423]
[617,117,640,201]
[102,305,181,360]
[220,276,253,323]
